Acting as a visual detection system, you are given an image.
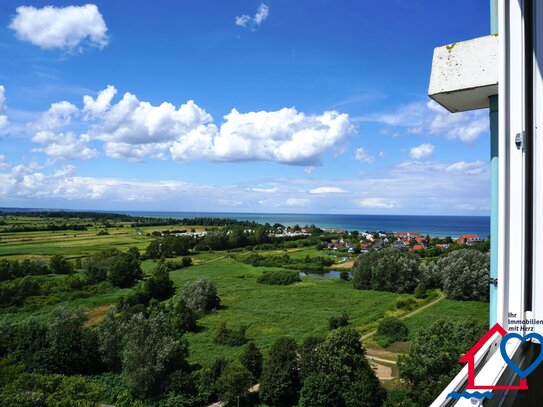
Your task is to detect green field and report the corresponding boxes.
[0,224,490,363]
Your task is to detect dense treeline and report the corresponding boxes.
[2,223,88,233]
[0,210,134,221]
[243,252,334,271]
[351,247,490,301]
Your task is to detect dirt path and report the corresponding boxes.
[361,290,445,341]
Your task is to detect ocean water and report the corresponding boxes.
[117,211,490,239]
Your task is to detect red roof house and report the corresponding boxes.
[456,234,479,245]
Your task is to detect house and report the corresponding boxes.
[436,243,449,251]
[455,234,479,245]
[458,323,528,390]
[373,239,384,251]
[394,232,422,240]
[410,244,424,251]
[391,240,408,251]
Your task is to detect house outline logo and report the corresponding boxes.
[459,323,528,391]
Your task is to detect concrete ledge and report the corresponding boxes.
[428,35,498,112]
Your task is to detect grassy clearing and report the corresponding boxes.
[403,298,489,340]
[169,257,401,367]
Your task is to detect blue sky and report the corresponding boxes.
[0,0,491,215]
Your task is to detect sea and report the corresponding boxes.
[116,211,490,239]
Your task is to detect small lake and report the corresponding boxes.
[300,271,352,279]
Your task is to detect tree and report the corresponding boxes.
[424,249,489,301]
[328,312,349,330]
[108,253,142,288]
[122,311,189,398]
[239,341,263,381]
[145,262,175,301]
[145,240,161,259]
[169,297,198,334]
[45,307,98,375]
[299,336,325,380]
[352,248,421,293]
[299,327,386,407]
[95,308,124,372]
[215,362,253,405]
[398,319,486,405]
[259,336,300,407]
[181,277,220,314]
[49,255,73,275]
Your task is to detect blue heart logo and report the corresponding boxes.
[500,332,543,379]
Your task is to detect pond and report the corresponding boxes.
[300,270,352,279]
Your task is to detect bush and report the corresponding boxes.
[49,255,73,275]
[377,317,408,344]
[214,362,253,405]
[414,282,428,299]
[395,298,417,311]
[257,270,300,286]
[181,277,220,314]
[108,253,142,288]
[328,312,349,330]
[213,322,248,347]
[339,271,350,281]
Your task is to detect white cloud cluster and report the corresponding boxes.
[236,3,269,29]
[170,108,353,165]
[309,187,346,194]
[0,86,8,129]
[361,100,488,143]
[409,143,434,159]
[358,198,397,209]
[8,4,108,51]
[32,131,97,161]
[27,86,353,165]
[354,147,374,163]
[33,101,79,130]
[0,158,490,214]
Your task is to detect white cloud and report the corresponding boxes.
[33,101,79,130]
[447,160,486,175]
[29,86,354,165]
[32,131,97,161]
[236,3,269,30]
[309,187,346,194]
[83,85,117,118]
[357,198,397,209]
[250,187,279,193]
[286,198,309,206]
[354,147,375,163]
[0,154,8,169]
[304,166,316,174]
[409,143,434,159]
[9,4,108,51]
[359,100,488,144]
[171,108,352,165]
[0,86,8,129]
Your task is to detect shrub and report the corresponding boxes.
[414,282,428,299]
[328,312,349,330]
[377,317,408,343]
[257,270,300,286]
[213,322,247,347]
[49,255,73,275]
[108,253,142,288]
[339,271,350,281]
[181,277,220,314]
[395,298,417,311]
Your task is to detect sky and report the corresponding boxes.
[0,0,492,215]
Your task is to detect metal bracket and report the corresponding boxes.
[489,277,498,287]
[515,131,525,151]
